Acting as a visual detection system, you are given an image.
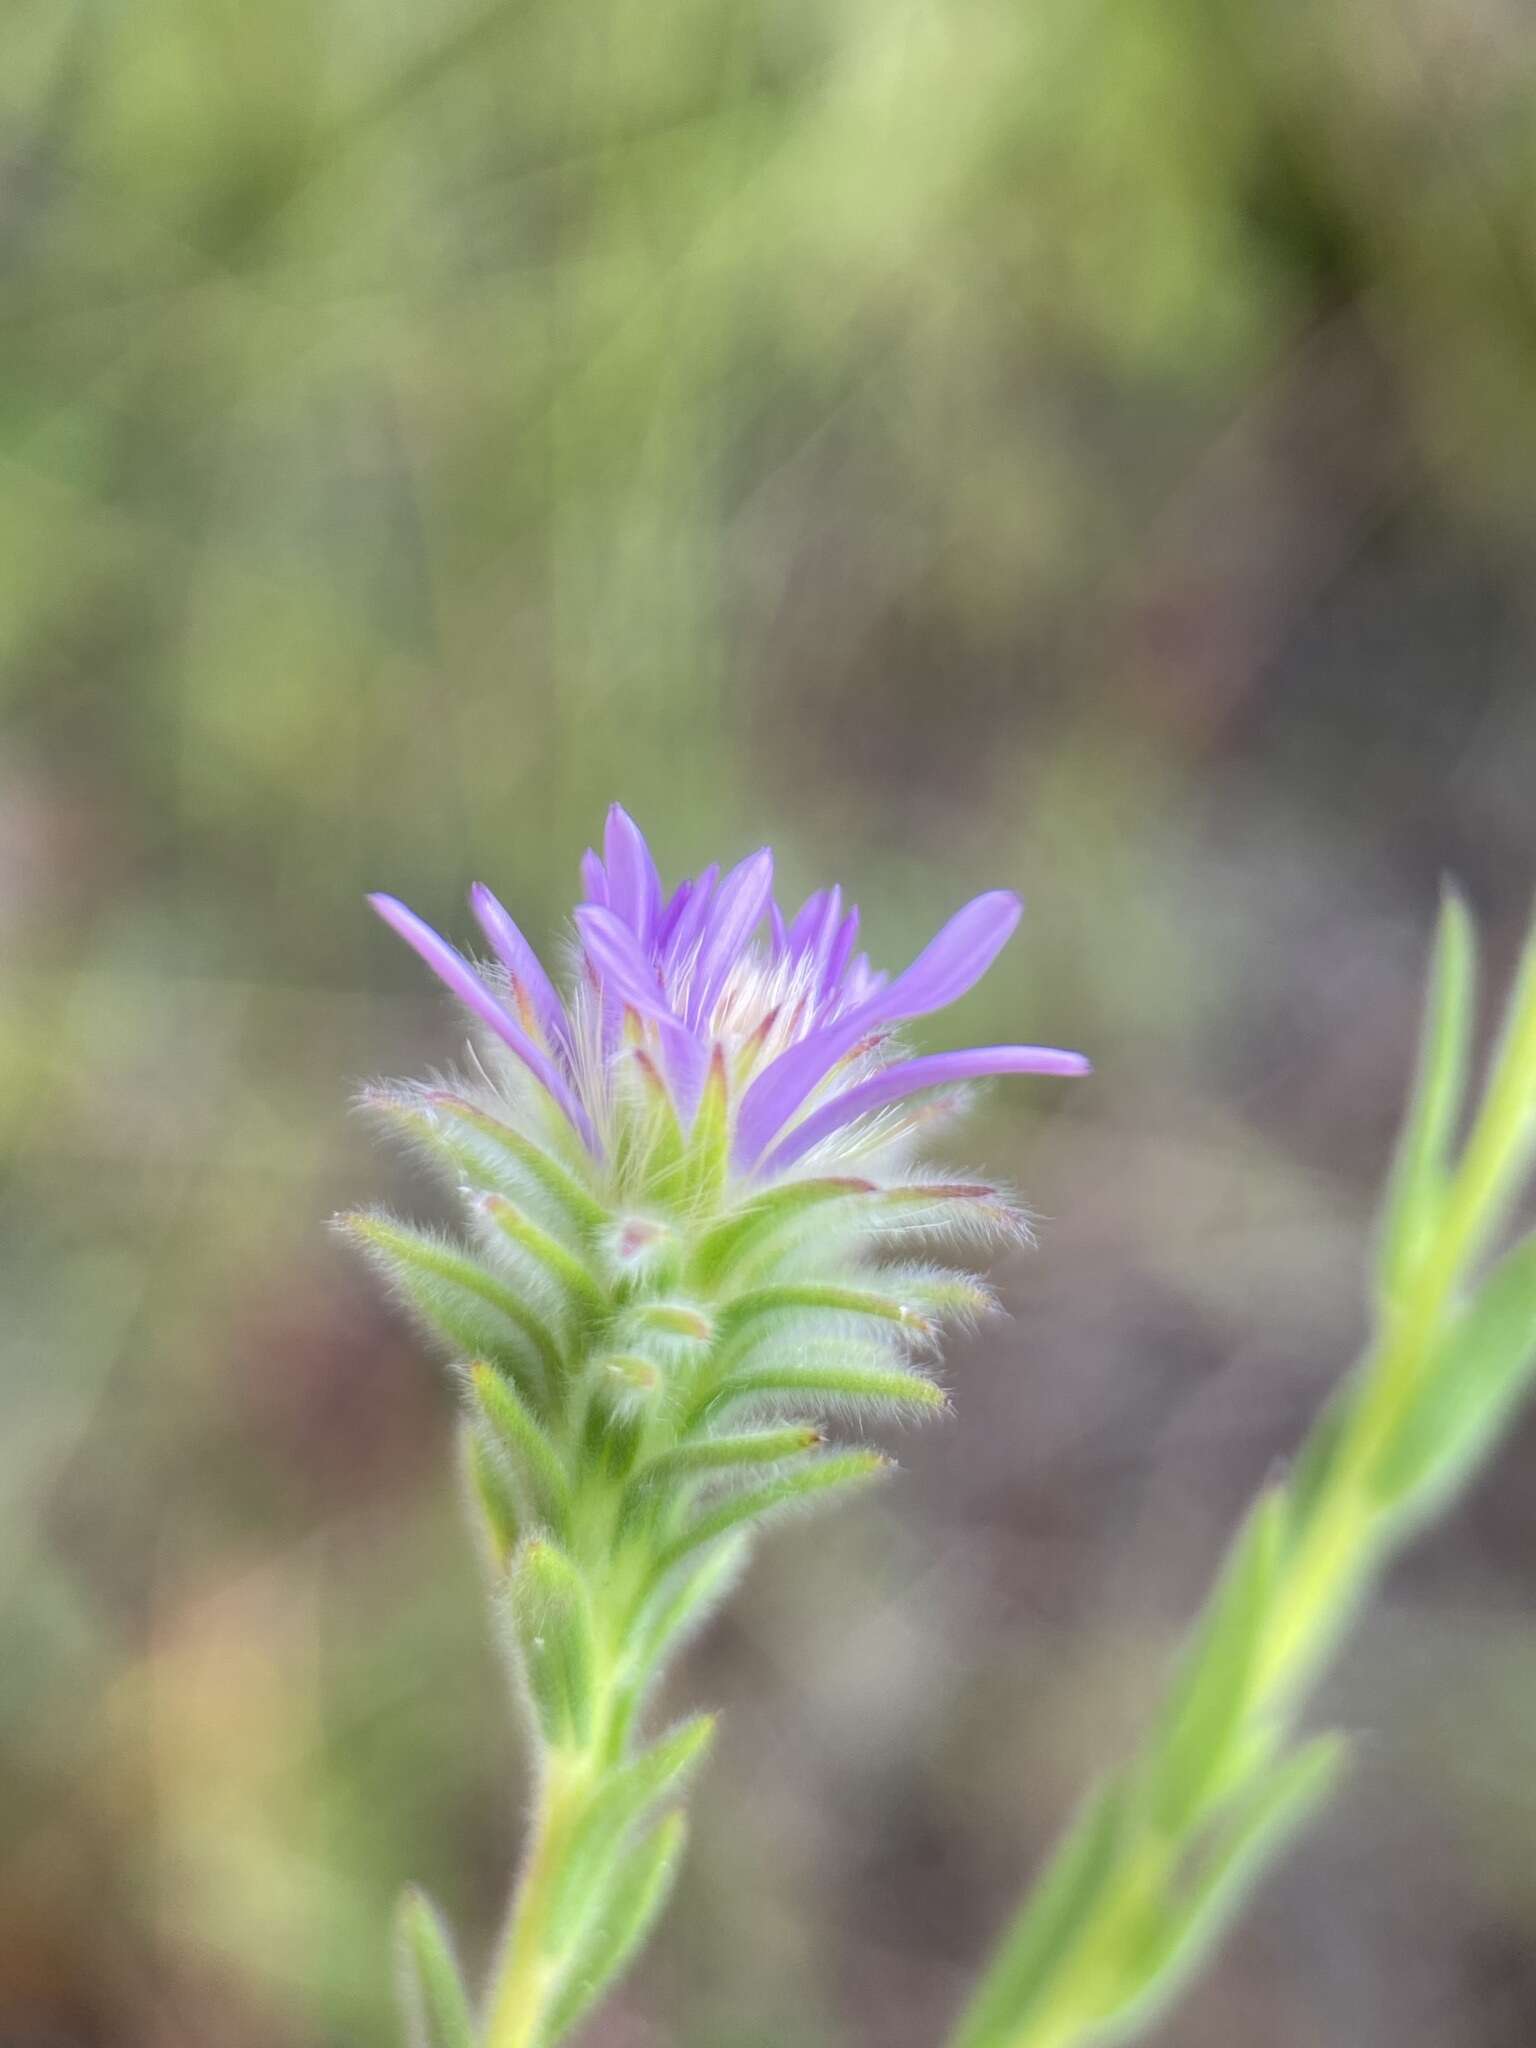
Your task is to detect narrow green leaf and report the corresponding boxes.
[1282,1374,1360,1545]
[615,1046,687,1191]
[1374,1233,1536,1520]
[460,1416,520,1566]
[621,1535,751,1707]
[629,1424,825,1491]
[690,1351,947,1430]
[718,1282,927,1338]
[468,1362,573,1537]
[1144,1489,1286,1832]
[395,1887,475,2048]
[337,1212,561,1398]
[689,1176,878,1288]
[948,1783,1131,2048]
[425,1091,609,1236]
[645,1450,891,1587]
[549,1715,716,1946]
[617,1425,826,1543]
[597,1352,664,1402]
[506,1539,597,1750]
[679,1044,732,1210]
[480,1195,608,1322]
[541,1812,688,2046]
[1109,1737,1346,2040]
[623,1300,715,1344]
[1376,888,1476,1307]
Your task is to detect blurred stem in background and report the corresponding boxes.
[950,892,1536,2048]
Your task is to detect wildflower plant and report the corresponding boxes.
[345,807,1088,2047]
[345,814,1536,2048]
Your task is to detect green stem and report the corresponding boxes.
[483,1760,589,2048]
[953,930,1536,2048]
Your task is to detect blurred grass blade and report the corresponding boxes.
[1111,1737,1345,2041]
[1375,887,1476,1308]
[948,1784,1130,2048]
[395,1887,476,2048]
[1144,1488,1287,1831]
[1373,1233,1536,1520]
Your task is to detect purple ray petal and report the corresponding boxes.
[761,1044,1091,1172]
[369,894,596,1151]
[603,803,663,947]
[657,879,693,950]
[732,1011,875,1168]
[822,905,859,1000]
[663,863,718,975]
[802,886,844,986]
[785,888,832,960]
[574,905,675,1020]
[689,847,775,1024]
[875,891,1022,1022]
[842,953,885,1005]
[579,849,608,908]
[468,884,569,1048]
[735,890,1023,1166]
[575,904,706,1119]
[768,898,788,959]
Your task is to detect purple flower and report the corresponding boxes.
[370,805,1087,1182]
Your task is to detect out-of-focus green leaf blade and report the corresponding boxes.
[1374,1233,1536,1520]
[1104,1737,1345,2044]
[1375,888,1476,1308]
[395,1887,476,2048]
[1143,1488,1286,1831]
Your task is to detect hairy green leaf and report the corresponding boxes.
[645,1449,891,1587]
[338,1212,560,1399]
[620,1534,751,1711]
[540,1813,687,2045]
[468,1361,573,1537]
[690,1349,947,1429]
[689,1176,878,1288]
[506,1539,598,1750]
[425,1091,609,1237]
[460,1416,520,1566]
[395,1887,476,2048]
[1376,888,1476,1307]
[549,1715,716,1946]
[480,1194,608,1322]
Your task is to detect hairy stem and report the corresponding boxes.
[483,1758,593,2048]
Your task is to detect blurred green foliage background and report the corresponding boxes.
[4,2,1536,2043]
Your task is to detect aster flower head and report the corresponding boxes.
[368,804,1087,1212]
[351,809,1089,2045]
